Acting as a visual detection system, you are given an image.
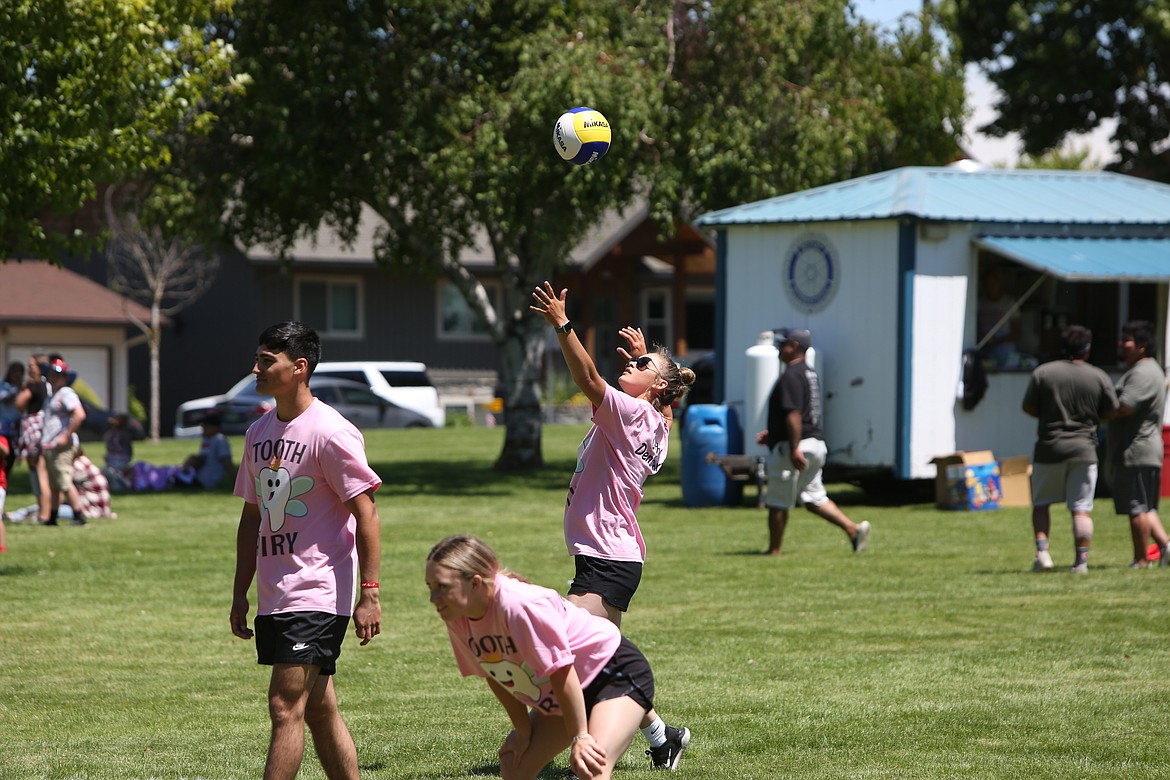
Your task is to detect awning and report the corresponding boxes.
[973,236,1170,282]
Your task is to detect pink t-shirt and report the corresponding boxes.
[564,385,669,562]
[446,574,622,715]
[234,399,381,617]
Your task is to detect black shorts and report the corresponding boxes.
[255,611,350,676]
[568,555,642,612]
[582,636,655,716]
[1111,466,1161,516]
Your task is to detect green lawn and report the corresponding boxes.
[1,425,1166,779]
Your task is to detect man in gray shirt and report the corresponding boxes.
[1106,320,1170,568]
[1023,325,1119,573]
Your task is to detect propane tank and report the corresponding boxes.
[744,331,781,456]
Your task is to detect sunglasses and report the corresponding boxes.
[627,355,661,376]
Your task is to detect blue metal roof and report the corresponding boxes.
[695,166,1170,226]
[973,236,1170,281]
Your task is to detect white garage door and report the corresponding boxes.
[5,345,112,406]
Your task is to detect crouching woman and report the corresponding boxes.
[426,535,658,780]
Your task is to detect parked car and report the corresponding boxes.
[175,370,440,437]
[212,376,434,433]
[173,362,442,439]
[312,361,445,428]
[173,374,259,437]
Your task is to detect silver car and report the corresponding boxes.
[182,376,434,435]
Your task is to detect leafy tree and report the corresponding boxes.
[177,1,965,469]
[646,1,966,224]
[945,0,1170,180]
[0,0,240,257]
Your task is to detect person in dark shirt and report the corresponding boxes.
[755,329,870,557]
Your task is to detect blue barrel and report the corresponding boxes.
[681,404,743,507]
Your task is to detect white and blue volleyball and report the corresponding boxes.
[552,107,611,165]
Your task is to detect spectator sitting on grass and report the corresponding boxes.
[128,411,235,492]
[179,411,234,489]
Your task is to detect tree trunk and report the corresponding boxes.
[493,318,547,471]
[149,304,162,442]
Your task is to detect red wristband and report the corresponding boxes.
[360,581,379,589]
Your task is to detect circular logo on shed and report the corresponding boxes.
[784,235,839,313]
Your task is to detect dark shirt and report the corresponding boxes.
[765,358,824,449]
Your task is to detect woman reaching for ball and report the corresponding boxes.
[530,281,694,770]
[427,534,659,780]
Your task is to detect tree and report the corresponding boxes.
[104,188,220,442]
[175,1,965,470]
[0,0,241,258]
[945,0,1170,180]
[645,1,966,225]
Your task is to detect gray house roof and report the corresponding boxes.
[695,166,1170,227]
[244,201,656,269]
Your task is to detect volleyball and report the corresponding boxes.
[552,107,611,165]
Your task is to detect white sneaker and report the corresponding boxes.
[852,521,871,553]
[1070,562,1088,574]
[1032,550,1054,571]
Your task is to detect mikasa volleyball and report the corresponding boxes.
[552,107,611,165]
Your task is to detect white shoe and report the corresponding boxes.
[1070,562,1088,574]
[1032,550,1054,571]
[852,521,871,553]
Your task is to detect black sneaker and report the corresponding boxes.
[70,517,88,526]
[647,725,690,770]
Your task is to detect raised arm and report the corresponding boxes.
[530,282,607,407]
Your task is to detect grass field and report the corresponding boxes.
[2,425,1167,779]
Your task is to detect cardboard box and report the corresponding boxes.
[930,451,1001,510]
[997,455,1033,507]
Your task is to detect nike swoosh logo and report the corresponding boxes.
[291,643,309,652]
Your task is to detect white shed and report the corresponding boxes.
[695,166,1170,481]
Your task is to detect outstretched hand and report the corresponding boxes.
[530,282,568,327]
[616,326,648,361]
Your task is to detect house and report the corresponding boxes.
[0,260,156,411]
[53,203,715,433]
[695,165,1170,481]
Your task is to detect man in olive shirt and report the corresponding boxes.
[1106,320,1170,568]
[1023,325,1119,574]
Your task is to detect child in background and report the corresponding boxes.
[103,413,134,472]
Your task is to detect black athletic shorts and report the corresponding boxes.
[255,611,350,676]
[582,636,655,716]
[1112,465,1161,516]
[569,555,643,612]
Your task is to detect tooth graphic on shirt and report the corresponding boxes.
[481,660,542,701]
[256,457,313,533]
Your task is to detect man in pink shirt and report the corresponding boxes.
[230,321,382,780]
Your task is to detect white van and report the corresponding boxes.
[312,361,445,428]
[174,360,444,437]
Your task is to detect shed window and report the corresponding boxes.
[976,255,1160,371]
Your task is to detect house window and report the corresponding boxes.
[438,280,499,340]
[641,289,671,348]
[296,277,363,338]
